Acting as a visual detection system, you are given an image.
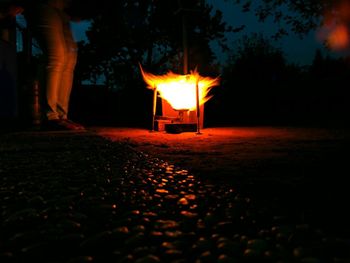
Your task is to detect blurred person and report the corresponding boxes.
[22,0,84,130]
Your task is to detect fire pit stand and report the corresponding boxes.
[151,85,200,134]
[164,109,197,134]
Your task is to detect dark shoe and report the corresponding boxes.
[43,119,84,131]
[43,119,70,131]
[60,119,85,130]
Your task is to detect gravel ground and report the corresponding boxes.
[1,129,350,263]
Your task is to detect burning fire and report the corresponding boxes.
[140,67,219,111]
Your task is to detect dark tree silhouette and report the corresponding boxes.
[307,49,350,125]
[226,0,350,57]
[211,0,350,127]
[74,0,231,89]
[226,1,342,37]
[206,33,306,126]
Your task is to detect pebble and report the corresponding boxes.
[1,136,349,262]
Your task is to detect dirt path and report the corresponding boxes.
[93,126,349,186]
[94,126,350,233]
[1,127,349,261]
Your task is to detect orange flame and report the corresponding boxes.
[140,66,219,111]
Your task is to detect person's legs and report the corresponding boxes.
[31,4,67,121]
[25,4,83,130]
[56,10,77,120]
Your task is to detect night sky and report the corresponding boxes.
[206,0,327,66]
[70,0,338,67]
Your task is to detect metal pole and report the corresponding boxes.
[182,14,188,75]
[151,85,157,132]
[196,79,201,134]
[177,0,188,74]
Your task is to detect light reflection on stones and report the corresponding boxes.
[1,140,342,263]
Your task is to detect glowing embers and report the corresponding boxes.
[140,66,219,133]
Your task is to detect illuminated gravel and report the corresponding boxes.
[0,132,349,262]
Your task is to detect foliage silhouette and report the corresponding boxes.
[206,33,350,127]
[73,0,230,87]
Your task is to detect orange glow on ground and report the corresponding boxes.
[94,127,285,174]
[94,127,342,180]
